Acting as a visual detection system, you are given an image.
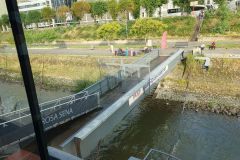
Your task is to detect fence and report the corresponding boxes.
[143,149,182,160]
[0,91,100,148]
[0,50,161,149]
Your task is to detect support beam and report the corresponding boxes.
[5,0,49,159]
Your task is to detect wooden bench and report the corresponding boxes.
[175,42,188,48]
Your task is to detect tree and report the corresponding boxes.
[119,0,135,20]
[215,0,226,6]
[90,1,108,22]
[213,1,231,33]
[172,0,194,13]
[19,12,28,28]
[71,1,90,22]
[56,5,70,21]
[26,10,42,26]
[1,14,9,26]
[97,22,121,44]
[108,0,119,20]
[132,0,141,19]
[131,18,166,40]
[41,7,55,22]
[140,0,167,17]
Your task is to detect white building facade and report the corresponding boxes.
[17,0,68,13]
[140,0,182,18]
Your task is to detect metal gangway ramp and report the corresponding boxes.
[129,149,182,160]
[0,90,100,148]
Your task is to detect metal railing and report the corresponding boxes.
[0,91,96,128]
[0,91,88,119]
[143,149,182,160]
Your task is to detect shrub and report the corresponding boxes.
[97,22,122,40]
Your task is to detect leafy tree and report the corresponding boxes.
[41,7,55,22]
[132,0,141,19]
[108,0,119,20]
[20,12,27,24]
[97,22,121,43]
[131,18,166,40]
[1,14,9,26]
[26,10,42,26]
[172,0,197,13]
[213,1,231,33]
[214,0,226,5]
[71,1,90,22]
[140,0,167,17]
[90,1,108,21]
[0,18,2,26]
[56,5,70,21]
[119,0,135,20]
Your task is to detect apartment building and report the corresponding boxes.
[0,1,8,16]
[17,0,73,13]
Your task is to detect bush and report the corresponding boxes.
[162,16,196,37]
[130,18,166,39]
[25,29,61,43]
[97,22,122,40]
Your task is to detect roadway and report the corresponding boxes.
[0,47,111,55]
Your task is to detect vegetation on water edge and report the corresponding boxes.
[0,54,139,92]
[167,55,240,97]
[202,5,240,35]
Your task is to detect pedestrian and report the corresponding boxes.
[125,48,129,56]
[212,41,216,50]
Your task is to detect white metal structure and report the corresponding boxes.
[18,0,51,12]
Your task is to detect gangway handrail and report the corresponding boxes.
[0,92,99,127]
[0,91,88,117]
[143,149,182,160]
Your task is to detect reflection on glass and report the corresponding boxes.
[0,2,42,159]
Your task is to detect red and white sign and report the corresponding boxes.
[129,88,144,106]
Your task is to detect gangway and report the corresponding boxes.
[0,90,100,149]
[129,148,182,160]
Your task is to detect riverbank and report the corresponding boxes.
[0,54,138,92]
[155,56,240,117]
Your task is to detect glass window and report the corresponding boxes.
[0,3,42,159]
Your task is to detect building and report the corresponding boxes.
[140,0,181,18]
[0,1,8,17]
[17,0,73,13]
[18,0,52,12]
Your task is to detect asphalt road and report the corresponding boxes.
[0,47,113,56]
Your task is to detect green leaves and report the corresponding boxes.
[140,0,167,16]
[90,1,108,20]
[97,22,121,40]
[26,10,42,24]
[131,18,167,39]
[108,0,119,20]
[71,1,90,21]
[1,14,9,26]
[56,5,70,21]
[41,7,55,22]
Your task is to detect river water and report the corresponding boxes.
[0,81,70,114]
[1,81,240,160]
[98,97,240,160]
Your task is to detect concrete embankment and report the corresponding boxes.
[155,57,240,117]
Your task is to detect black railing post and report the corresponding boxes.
[5,0,49,159]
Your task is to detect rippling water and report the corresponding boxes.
[0,81,70,113]
[98,98,240,160]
